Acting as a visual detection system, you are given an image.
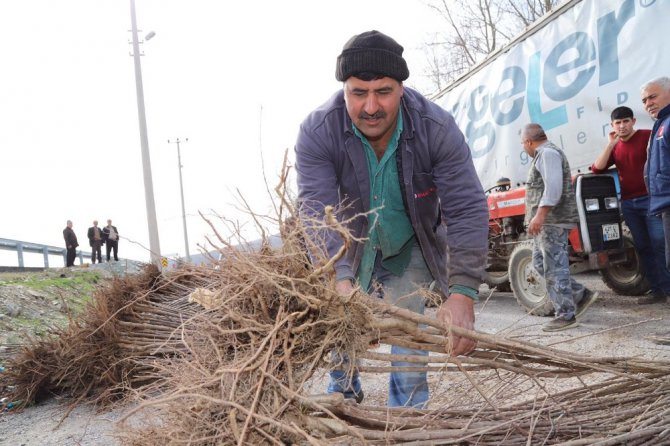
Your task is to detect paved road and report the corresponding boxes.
[473,272,670,360]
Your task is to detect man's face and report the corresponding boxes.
[641,83,670,119]
[611,117,636,139]
[521,136,535,158]
[343,76,403,149]
[107,220,112,226]
[93,220,98,226]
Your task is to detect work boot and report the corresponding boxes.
[542,317,578,332]
[576,289,599,317]
[637,291,666,305]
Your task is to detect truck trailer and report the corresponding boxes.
[433,0,670,313]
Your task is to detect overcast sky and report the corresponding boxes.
[0,0,443,266]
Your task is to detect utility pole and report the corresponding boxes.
[168,138,190,262]
[129,0,161,265]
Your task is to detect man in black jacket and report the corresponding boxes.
[87,220,104,264]
[63,220,78,267]
[102,219,119,262]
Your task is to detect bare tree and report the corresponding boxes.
[502,0,557,26]
[421,0,559,93]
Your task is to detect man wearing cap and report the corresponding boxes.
[295,30,488,407]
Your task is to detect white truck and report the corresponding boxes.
[432,0,670,313]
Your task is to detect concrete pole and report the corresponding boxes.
[130,0,161,265]
[168,138,190,262]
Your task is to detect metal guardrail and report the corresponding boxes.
[0,238,93,268]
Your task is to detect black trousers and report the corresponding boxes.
[66,247,77,267]
[91,241,103,263]
[106,240,119,261]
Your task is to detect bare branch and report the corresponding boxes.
[422,0,559,90]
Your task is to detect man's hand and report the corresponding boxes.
[527,213,545,236]
[528,206,551,236]
[335,279,380,347]
[608,130,620,144]
[436,293,476,356]
[335,279,354,295]
[593,131,618,171]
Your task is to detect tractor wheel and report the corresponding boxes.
[599,232,649,296]
[485,270,512,292]
[508,241,554,316]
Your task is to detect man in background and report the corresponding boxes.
[87,220,104,264]
[641,77,670,345]
[591,106,670,304]
[103,219,119,262]
[63,220,78,267]
[522,123,598,331]
[643,77,670,274]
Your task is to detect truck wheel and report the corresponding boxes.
[599,233,649,296]
[508,241,554,316]
[485,270,512,292]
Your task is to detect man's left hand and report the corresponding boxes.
[528,207,552,236]
[436,293,477,356]
[527,214,545,236]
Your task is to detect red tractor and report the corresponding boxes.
[484,173,648,315]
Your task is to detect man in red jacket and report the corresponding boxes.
[591,106,670,304]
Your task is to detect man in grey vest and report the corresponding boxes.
[522,123,599,331]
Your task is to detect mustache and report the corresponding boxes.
[359,111,386,120]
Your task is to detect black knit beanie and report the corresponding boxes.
[335,30,409,82]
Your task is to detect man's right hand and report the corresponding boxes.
[608,130,619,144]
[335,279,354,295]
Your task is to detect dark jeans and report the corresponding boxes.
[66,247,77,267]
[106,240,118,261]
[91,241,103,264]
[662,210,670,272]
[622,197,670,294]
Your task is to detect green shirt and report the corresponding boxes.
[354,113,416,290]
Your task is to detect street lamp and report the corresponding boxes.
[168,138,190,262]
[129,0,161,266]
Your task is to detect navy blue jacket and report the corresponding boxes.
[295,87,488,292]
[647,103,670,215]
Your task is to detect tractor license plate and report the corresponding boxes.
[602,223,620,241]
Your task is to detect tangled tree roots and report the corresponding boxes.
[5,162,670,444]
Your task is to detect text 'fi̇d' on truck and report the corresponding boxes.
[432,0,670,314]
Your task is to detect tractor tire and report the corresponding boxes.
[599,232,649,296]
[508,241,554,316]
[485,270,512,292]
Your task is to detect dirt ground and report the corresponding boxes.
[1,272,669,445]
